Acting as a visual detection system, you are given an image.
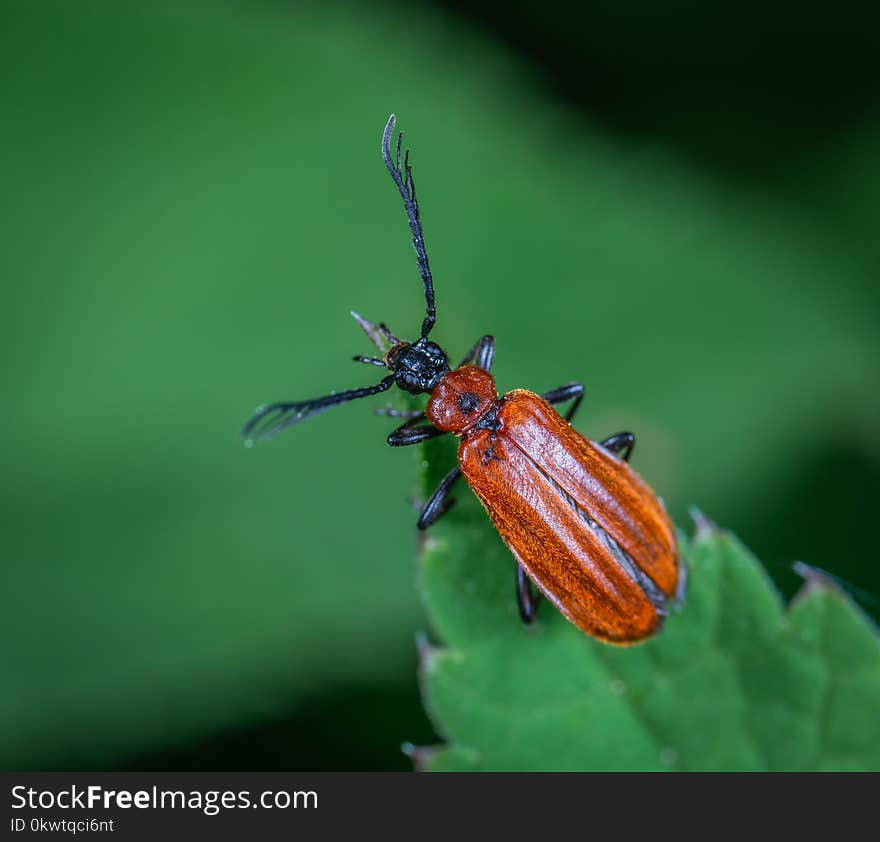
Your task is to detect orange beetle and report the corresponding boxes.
[243,115,684,644]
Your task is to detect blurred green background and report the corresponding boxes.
[1,0,877,770]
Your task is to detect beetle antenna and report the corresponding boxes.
[242,375,395,445]
[382,114,436,339]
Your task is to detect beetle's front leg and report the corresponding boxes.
[418,466,462,530]
[600,432,635,463]
[541,382,584,423]
[387,417,446,447]
[516,564,541,624]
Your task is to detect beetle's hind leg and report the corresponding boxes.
[516,565,542,624]
[418,466,462,530]
[541,382,584,423]
[600,432,635,463]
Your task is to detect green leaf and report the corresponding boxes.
[415,440,880,771]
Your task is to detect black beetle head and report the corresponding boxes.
[390,337,449,395]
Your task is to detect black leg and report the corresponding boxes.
[417,466,462,530]
[516,565,541,624]
[541,382,585,423]
[387,418,446,447]
[458,335,495,372]
[600,431,635,463]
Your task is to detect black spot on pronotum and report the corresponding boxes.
[457,392,481,415]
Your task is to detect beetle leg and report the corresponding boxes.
[516,564,541,624]
[387,419,446,447]
[541,382,584,422]
[458,335,495,372]
[388,412,429,430]
[599,431,635,463]
[417,466,462,530]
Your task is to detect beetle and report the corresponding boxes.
[242,114,684,644]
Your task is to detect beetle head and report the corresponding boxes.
[388,337,450,395]
[352,311,449,395]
